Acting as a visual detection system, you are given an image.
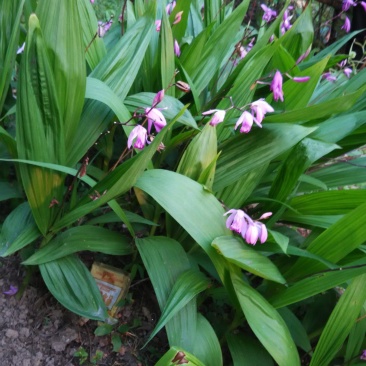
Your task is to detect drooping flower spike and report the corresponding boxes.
[235,111,254,133]
[250,99,274,125]
[261,4,277,23]
[341,17,351,33]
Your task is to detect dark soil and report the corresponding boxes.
[0,255,167,366]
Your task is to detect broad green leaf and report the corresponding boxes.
[135,169,231,282]
[155,346,206,366]
[212,236,286,284]
[85,77,131,124]
[278,307,312,352]
[0,126,17,158]
[144,269,210,346]
[40,255,108,321]
[177,123,217,182]
[214,124,315,191]
[136,236,198,353]
[170,0,192,43]
[286,201,366,279]
[17,14,65,234]
[87,210,157,226]
[231,270,300,366]
[0,0,24,112]
[23,226,132,265]
[227,333,274,366]
[69,15,154,166]
[0,202,40,256]
[192,314,222,366]
[125,92,198,129]
[94,324,114,336]
[269,265,366,309]
[310,274,366,366]
[36,0,86,144]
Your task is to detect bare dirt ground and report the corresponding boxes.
[0,255,166,366]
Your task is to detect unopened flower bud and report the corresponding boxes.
[173,11,183,25]
[153,89,165,106]
[175,81,190,92]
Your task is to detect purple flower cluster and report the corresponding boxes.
[127,90,167,150]
[224,209,272,245]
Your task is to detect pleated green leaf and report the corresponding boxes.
[309,274,366,366]
[227,333,274,366]
[16,14,65,235]
[23,226,132,265]
[269,265,366,309]
[36,0,85,145]
[69,15,154,166]
[231,270,300,366]
[286,201,366,279]
[136,236,198,353]
[0,0,24,112]
[0,126,17,158]
[212,236,286,284]
[144,269,210,346]
[214,124,315,191]
[125,92,198,129]
[0,202,40,257]
[40,255,108,321]
[345,308,366,363]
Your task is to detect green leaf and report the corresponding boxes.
[231,270,300,366]
[17,14,65,235]
[125,92,198,129]
[144,269,210,346]
[136,236,198,352]
[111,334,122,352]
[214,124,315,191]
[135,169,231,282]
[345,308,366,363]
[227,333,274,366]
[0,0,24,112]
[23,226,132,265]
[310,274,366,366]
[212,236,286,284]
[36,0,86,145]
[269,265,366,309]
[192,314,222,366]
[40,255,108,321]
[0,202,40,257]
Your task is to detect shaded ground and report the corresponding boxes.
[0,255,166,366]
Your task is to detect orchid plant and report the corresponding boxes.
[1,0,366,365]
